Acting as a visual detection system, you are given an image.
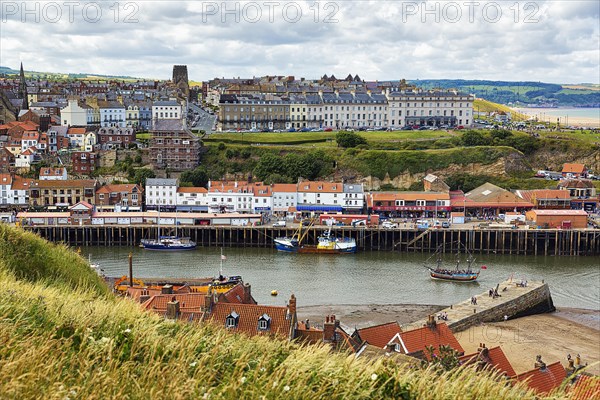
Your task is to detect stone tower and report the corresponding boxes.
[172,65,189,100]
[18,62,29,110]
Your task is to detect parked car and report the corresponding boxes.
[273,220,286,227]
[442,221,450,228]
[381,221,398,229]
[324,128,333,132]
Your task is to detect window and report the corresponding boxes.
[258,314,271,330]
[225,311,239,328]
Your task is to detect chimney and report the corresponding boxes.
[288,294,296,316]
[426,315,436,329]
[323,315,336,343]
[243,282,252,303]
[166,297,180,319]
[161,284,173,295]
[204,287,213,313]
[139,288,151,304]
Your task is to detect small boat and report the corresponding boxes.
[425,243,481,282]
[274,220,357,254]
[141,236,196,251]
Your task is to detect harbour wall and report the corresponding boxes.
[22,225,600,256]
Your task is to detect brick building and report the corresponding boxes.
[71,152,97,175]
[28,179,97,208]
[149,119,200,171]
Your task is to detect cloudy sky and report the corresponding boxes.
[1,0,598,83]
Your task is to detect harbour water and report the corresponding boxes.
[86,247,600,310]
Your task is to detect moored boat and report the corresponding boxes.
[425,243,481,282]
[274,221,356,254]
[141,236,196,251]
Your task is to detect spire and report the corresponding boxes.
[18,62,28,110]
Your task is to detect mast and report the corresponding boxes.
[220,248,224,277]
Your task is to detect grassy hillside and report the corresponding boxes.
[0,224,569,399]
[474,99,528,121]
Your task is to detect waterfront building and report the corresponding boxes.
[152,100,182,120]
[207,181,255,214]
[27,179,97,208]
[95,183,143,211]
[39,167,67,181]
[343,183,365,213]
[145,178,177,210]
[367,191,451,218]
[525,209,589,229]
[557,179,598,212]
[251,182,273,214]
[272,183,298,215]
[514,189,571,210]
[462,183,534,216]
[176,186,209,212]
[296,181,344,213]
[561,163,588,179]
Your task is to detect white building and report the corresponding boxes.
[39,167,68,181]
[0,174,12,206]
[251,182,273,214]
[152,100,182,120]
[46,126,68,153]
[272,183,298,213]
[15,147,36,169]
[207,181,255,213]
[176,187,209,212]
[60,100,97,127]
[343,183,365,213]
[0,174,30,207]
[66,127,86,149]
[84,132,97,152]
[145,178,178,210]
[99,101,126,128]
[296,181,344,213]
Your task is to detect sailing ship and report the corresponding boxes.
[274,219,357,254]
[425,243,481,282]
[141,208,196,250]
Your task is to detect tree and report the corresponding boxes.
[180,166,209,187]
[461,130,489,147]
[253,153,284,181]
[336,131,367,148]
[131,168,156,186]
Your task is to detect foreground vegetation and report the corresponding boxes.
[0,225,575,399]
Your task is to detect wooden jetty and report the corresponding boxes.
[22,225,600,256]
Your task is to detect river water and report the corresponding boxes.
[85,247,600,310]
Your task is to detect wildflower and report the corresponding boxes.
[260,367,266,372]
[124,328,131,334]
[190,361,197,368]
[272,381,278,388]
[240,377,247,384]
[100,337,110,344]
[202,393,210,399]
[371,373,378,381]
[283,385,290,392]
[69,389,77,397]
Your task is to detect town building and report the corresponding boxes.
[96,126,135,149]
[208,181,255,214]
[351,322,403,350]
[367,191,451,218]
[99,101,126,128]
[343,183,365,213]
[561,163,588,179]
[152,100,182,120]
[461,183,534,217]
[557,179,598,212]
[71,152,97,175]
[148,119,200,171]
[27,179,97,208]
[458,344,516,378]
[525,209,589,229]
[514,189,571,210]
[272,183,298,215]
[39,167,67,181]
[96,183,143,211]
[516,360,566,395]
[145,178,178,210]
[60,99,98,127]
[296,181,344,213]
[176,186,209,212]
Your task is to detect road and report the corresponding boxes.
[188,102,217,133]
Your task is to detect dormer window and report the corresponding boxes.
[225,311,239,328]
[258,314,271,331]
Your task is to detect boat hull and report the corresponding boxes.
[429,270,479,282]
[142,243,197,251]
[274,238,357,254]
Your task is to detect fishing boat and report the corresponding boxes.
[274,219,357,254]
[425,243,481,282]
[141,208,196,250]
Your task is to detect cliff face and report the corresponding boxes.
[356,156,526,190]
[528,143,600,173]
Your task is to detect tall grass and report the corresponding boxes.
[0,225,570,399]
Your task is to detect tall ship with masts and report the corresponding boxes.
[425,243,481,282]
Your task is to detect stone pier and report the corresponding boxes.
[409,280,555,333]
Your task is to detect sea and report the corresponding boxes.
[85,247,600,310]
[514,107,600,126]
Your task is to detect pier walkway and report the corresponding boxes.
[409,280,555,333]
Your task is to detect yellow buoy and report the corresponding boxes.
[271,290,278,296]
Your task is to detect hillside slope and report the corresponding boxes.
[0,225,570,399]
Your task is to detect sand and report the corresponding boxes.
[297,304,600,375]
[512,107,600,128]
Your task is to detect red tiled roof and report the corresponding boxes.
[570,374,600,400]
[528,209,588,216]
[219,283,256,304]
[208,302,291,339]
[516,189,571,202]
[0,173,13,185]
[562,163,586,174]
[126,287,162,300]
[96,184,142,194]
[30,179,96,188]
[355,322,402,349]
[459,346,516,377]
[39,167,66,177]
[272,183,297,192]
[67,127,86,135]
[143,293,207,312]
[398,323,464,359]
[297,181,342,193]
[516,361,566,395]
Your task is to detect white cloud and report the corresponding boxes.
[0,0,598,83]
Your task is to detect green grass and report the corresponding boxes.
[0,224,568,399]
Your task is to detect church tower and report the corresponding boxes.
[18,62,29,110]
[172,65,189,100]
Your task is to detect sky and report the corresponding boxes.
[1,0,599,83]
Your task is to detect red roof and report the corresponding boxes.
[208,302,291,339]
[562,163,586,174]
[355,322,402,349]
[219,282,256,304]
[570,374,600,400]
[177,187,207,194]
[528,209,588,216]
[398,322,464,359]
[459,346,516,377]
[67,127,86,135]
[516,361,566,395]
[143,293,207,312]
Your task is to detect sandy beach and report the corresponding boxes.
[512,107,600,128]
[298,304,600,375]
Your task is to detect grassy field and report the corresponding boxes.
[0,224,572,399]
